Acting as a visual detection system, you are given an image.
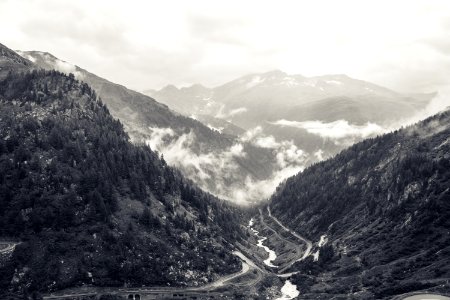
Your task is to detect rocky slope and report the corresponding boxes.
[270,108,450,299]
[0,43,33,80]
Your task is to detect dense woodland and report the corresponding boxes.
[0,70,244,298]
[271,110,450,298]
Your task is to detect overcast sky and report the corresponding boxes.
[1,0,449,93]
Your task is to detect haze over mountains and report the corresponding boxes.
[146,70,439,192]
[16,49,281,204]
[15,47,441,205]
[146,70,434,129]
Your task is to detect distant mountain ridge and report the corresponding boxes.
[147,70,434,129]
[146,70,437,181]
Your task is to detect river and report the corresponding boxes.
[248,218,300,299]
[275,280,300,300]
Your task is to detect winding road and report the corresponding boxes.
[0,242,19,255]
[42,207,313,299]
[267,206,313,261]
[194,251,253,290]
[43,250,263,299]
[258,209,304,272]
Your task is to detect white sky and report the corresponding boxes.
[1,0,449,93]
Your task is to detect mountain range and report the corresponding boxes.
[0,40,449,299]
[16,50,438,205]
[16,49,287,204]
[145,70,438,197]
[146,70,434,128]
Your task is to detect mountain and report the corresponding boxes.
[191,114,246,136]
[0,43,34,80]
[16,50,299,204]
[269,108,450,298]
[148,70,433,129]
[0,67,245,297]
[144,83,214,119]
[148,70,436,181]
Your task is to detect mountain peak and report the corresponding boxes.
[0,43,34,79]
[0,43,32,65]
[262,69,287,77]
[181,83,209,92]
[161,84,179,92]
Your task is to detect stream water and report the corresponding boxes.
[248,218,300,299]
[248,218,278,267]
[275,280,300,300]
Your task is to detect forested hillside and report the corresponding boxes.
[18,50,277,203]
[0,69,244,298]
[270,109,450,298]
[0,43,33,80]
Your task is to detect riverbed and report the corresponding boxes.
[248,218,278,267]
[248,218,300,299]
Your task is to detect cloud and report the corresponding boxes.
[229,164,303,203]
[17,50,86,80]
[215,105,247,119]
[253,135,280,148]
[240,126,263,142]
[146,128,245,181]
[314,149,324,161]
[403,89,450,125]
[272,119,386,141]
[146,127,175,150]
[145,126,309,204]
[1,0,449,93]
[53,59,85,80]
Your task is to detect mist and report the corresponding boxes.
[145,126,311,204]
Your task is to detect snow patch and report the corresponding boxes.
[246,76,265,88]
[280,77,299,87]
[313,250,320,261]
[318,235,328,247]
[326,80,342,85]
[206,124,224,133]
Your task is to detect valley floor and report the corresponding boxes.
[25,206,450,300]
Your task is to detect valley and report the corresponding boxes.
[39,207,312,300]
[0,40,449,300]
